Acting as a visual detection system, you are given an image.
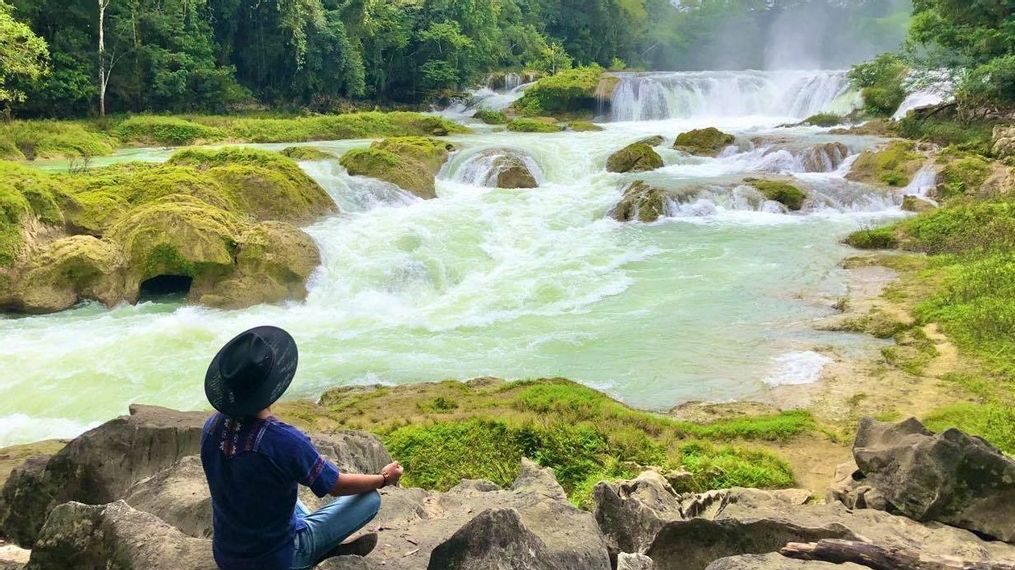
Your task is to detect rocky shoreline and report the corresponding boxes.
[0,404,1013,569]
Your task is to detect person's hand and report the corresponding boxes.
[381,461,404,487]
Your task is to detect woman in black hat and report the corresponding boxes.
[200,326,403,570]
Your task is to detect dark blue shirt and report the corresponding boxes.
[201,413,340,570]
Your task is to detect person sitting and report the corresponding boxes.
[200,326,403,570]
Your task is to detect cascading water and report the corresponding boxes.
[607,70,859,122]
[0,75,907,447]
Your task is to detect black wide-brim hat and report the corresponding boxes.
[205,326,298,417]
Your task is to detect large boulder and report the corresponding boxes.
[0,405,206,547]
[743,179,807,211]
[492,156,539,189]
[850,417,1015,542]
[993,125,1015,160]
[25,501,215,570]
[801,143,849,173]
[674,128,735,157]
[341,137,455,199]
[6,236,128,313]
[607,143,664,173]
[594,471,684,556]
[609,181,671,223]
[901,195,937,213]
[459,150,540,189]
[190,221,321,309]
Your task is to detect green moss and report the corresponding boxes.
[745,179,807,211]
[279,146,337,161]
[0,162,65,266]
[846,141,924,187]
[473,110,509,125]
[896,116,994,155]
[801,113,844,127]
[340,138,452,199]
[0,121,116,160]
[606,143,664,173]
[506,118,562,133]
[846,226,899,250]
[839,310,911,339]
[674,128,736,157]
[514,66,604,116]
[936,154,992,200]
[567,121,603,132]
[115,116,225,146]
[224,112,468,143]
[897,199,1015,254]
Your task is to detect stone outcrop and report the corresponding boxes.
[801,143,849,173]
[341,137,456,199]
[901,195,937,213]
[705,553,867,569]
[847,417,1015,542]
[846,141,925,187]
[674,128,735,157]
[594,471,684,555]
[607,143,665,173]
[994,125,1015,160]
[743,179,808,211]
[25,501,215,570]
[609,181,671,223]
[0,405,206,546]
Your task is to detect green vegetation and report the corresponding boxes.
[846,141,923,187]
[745,179,807,211]
[506,118,562,133]
[0,112,467,160]
[0,161,62,265]
[279,147,336,161]
[473,110,509,125]
[935,153,992,200]
[0,0,48,109]
[848,53,908,117]
[801,113,844,127]
[514,66,604,116]
[340,137,454,199]
[115,117,225,146]
[895,116,995,156]
[845,227,899,250]
[673,127,735,157]
[278,378,810,509]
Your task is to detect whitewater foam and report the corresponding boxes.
[764,351,834,386]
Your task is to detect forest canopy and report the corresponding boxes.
[6,0,913,117]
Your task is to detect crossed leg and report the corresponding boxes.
[290,491,381,570]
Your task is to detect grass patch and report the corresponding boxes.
[473,110,509,125]
[0,121,117,160]
[801,113,843,127]
[514,66,603,116]
[895,115,995,156]
[506,118,562,133]
[220,112,467,143]
[115,116,226,146]
[924,403,1015,455]
[278,378,807,508]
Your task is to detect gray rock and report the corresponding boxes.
[901,195,937,213]
[25,501,215,570]
[825,461,888,511]
[853,417,1015,542]
[428,508,561,570]
[511,458,567,501]
[609,181,671,223]
[618,552,655,570]
[0,405,206,547]
[705,553,867,570]
[994,125,1015,160]
[594,471,684,555]
[801,143,849,173]
[607,144,665,173]
[636,136,665,147]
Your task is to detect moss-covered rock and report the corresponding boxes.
[192,222,321,309]
[9,236,128,313]
[902,195,938,213]
[506,118,562,133]
[0,162,64,267]
[636,136,665,147]
[801,113,844,127]
[846,141,924,187]
[109,194,242,294]
[474,110,509,125]
[340,137,454,199]
[802,142,850,173]
[674,128,735,157]
[168,147,338,224]
[609,181,670,223]
[493,156,538,189]
[935,153,992,200]
[845,227,899,250]
[115,116,225,147]
[606,143,664,173]
[567,121,603,132]
[279,146,337,161]
[744,178,808,211]
[514,66,603,116]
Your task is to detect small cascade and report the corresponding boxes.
[447,148,544,188]
[302,161,420,212]
[717,141,853,174]
[607,70,857,122]
[903,165,939,198]
[893,73,954,120]
[439,76,535,118]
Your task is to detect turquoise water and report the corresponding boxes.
[0,109,906,446]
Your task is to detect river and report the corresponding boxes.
[0,70,908,446]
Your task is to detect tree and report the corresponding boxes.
[0,0,49,112]
[97,0,112,117]
[530,41,573,75]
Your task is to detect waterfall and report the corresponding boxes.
[607,70,857,122]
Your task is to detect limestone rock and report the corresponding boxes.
[743,179,807,211]
[637,136,665,147]
[674,128,735,157]
[705,553,867,570]
[901,195,937,213]
[801,143,849,173]
[594,471,684,555]
[846,141,924,187]
[607,143,665,173]
[852,416,1015,542]
[192,221,321,309]
[493,157,539,188]
[609,181,670,222]
[279,146,337,161]
[9,236,128,314]
[825,462,888,511]
[0,405,206,547]
[993,125,1015,160]
[341,137,455,199]
[25,501,215,570]
[511,458,567,501]
[618,552,655,570]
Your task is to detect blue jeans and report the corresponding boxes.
[290,491,381,570]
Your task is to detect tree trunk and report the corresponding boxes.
[781,539,1015,570]
[98,0,108,118]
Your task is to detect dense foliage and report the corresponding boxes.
[7,0,911,117]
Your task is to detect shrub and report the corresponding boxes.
[958,55,1015,109]
[895,116,994,155]
[898,200,1015,254]
[848,53,908,117]
[846,227,899,250]
[115,116,226,146]
[936,154,992,199]
[802,113,843,127]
